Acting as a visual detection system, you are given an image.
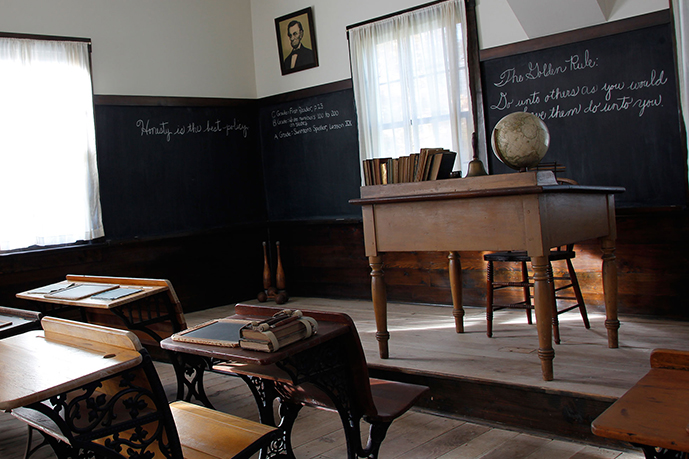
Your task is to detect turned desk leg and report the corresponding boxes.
[601,237,620,348]
[531,255,554,381]
[448,251,464,333]
[369,256,390,359]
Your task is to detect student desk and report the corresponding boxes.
[350,171,624,381]
[160,304,355,457]
[16,274,188,397]
[0,325,141,413]
[16,274,187,347]
[592,349,689,458]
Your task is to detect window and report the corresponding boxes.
[0,36,104,252]
[348,0,475,179]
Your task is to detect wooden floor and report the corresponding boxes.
[3,296,684,458]
[194,297,689,400]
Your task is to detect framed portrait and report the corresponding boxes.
[275,7,319,76]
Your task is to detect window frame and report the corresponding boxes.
[0,31,103,255]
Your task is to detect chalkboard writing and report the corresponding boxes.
[95,104,265,241]
[135,118,250,141]
[481,22,686,207]
[259,89,361,221]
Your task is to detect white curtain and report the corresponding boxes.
[349,0,474,178]
[0,38,104,251]
[672,0,689,178]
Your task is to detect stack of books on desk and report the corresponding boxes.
[362,148,456,185]
[239,310,318,352]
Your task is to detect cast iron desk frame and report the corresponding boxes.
[160,305,355,459]
[351,176,624,381]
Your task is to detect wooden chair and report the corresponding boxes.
[212,304,430,459]
[12,317,279,459]
[484,244,590,344]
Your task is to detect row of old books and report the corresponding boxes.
[362,148,456,185]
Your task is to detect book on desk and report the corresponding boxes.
[170,310,318,352]
[239,310,318,352]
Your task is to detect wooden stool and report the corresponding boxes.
[484,245,590,344]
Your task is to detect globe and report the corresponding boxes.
[491,112,550,170]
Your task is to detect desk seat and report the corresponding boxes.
[214,362,427,422]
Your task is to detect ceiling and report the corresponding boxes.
[506,0,618,38]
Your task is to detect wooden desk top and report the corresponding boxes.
[592,368,689,453]
[16,275,170,310]
[350,171,625,205]
[0,329,142,411]
[161,307,349,366]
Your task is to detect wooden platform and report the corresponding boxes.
[196,298,687,397]
[188,298,689,448]
[2,297,680,458]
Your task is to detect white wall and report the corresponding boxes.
[0,0,669,99]
[0,0,256,98]
[251,0,436,98]
[251,0,669,98]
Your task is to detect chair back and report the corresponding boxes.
[37,317,185,458]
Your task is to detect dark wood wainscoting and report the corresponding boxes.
[1,207,686,321]
[270,207,689,319]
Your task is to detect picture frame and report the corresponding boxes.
[275,7,319,75]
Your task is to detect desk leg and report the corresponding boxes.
[369,256,389,359]
[532,256,554,381]
[601,237,620,348]
[171,353,215,409]
[240,375,296,459]
[448,251,464,333]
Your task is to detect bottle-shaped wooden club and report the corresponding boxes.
[276,241,286,291]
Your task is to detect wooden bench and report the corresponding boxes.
[212,304,430,459]
[12,317,279,459]
[591,348,689,457]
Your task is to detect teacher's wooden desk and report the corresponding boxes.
[350,171,624,381]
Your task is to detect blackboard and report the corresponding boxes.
[481,20,686,207]
[95,103,265,241]
[259,88,361,221]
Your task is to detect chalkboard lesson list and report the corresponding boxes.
[260,89,361,221]
[481,23,685,207]
[269,101,354,140]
